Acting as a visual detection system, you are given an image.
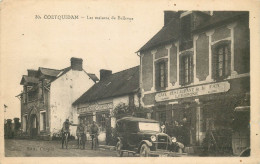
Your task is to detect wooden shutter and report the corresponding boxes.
[227,44,231,76]
[165,61,168,88]
[179,56,184,85]
[155,62,160,90]
[212,47,217,80]
[190,55,194,83]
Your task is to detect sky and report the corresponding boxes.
[0,0,175,119]
[1,0,259,121]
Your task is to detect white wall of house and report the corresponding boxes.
[49,70,95,137]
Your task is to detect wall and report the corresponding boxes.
[141,19,250,107]
[49,70,94,137]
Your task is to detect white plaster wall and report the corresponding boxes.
[49,70,95,137]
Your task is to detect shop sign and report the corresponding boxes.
[155,81,230,102]
[78,102,113,114]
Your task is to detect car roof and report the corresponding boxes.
[116,117,159,123]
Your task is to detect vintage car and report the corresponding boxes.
[115,117,185,157]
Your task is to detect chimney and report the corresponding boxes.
[100,69,112,81]
[27,69,38,77]
[164,11,179,26]
[71,57,83,71]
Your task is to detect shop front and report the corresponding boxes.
[77,101,113,133]
[143,76,250,151]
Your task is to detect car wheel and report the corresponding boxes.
[140,144,150,157]
[116,141,123,157]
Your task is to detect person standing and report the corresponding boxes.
[90,121,99,149]
[76,120,87,149]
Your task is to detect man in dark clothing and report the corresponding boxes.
[90,121,99,149]
[76,120,87,149]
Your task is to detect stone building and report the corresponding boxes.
[72,66,140,142]
[137,11,250,150]
[18,57,98,139]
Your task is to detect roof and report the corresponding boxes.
[138,11,248,53]
[38,67,62,77]
[138,18,180,52]
[117,117,159,123]
[73,66,139,105]
[20,75,39,85]
[193,11,249,33]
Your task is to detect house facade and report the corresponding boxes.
[19,57,97,139]
[72,66,140,142]
[138,11,250,148]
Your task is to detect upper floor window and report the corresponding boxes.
[212,41,231,80]
[155,60,168,90]
[216,45,229,78]
[180,54,193,85]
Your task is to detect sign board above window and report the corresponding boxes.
[155,81,230,102]
[78,102,113,114]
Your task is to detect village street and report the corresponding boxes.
[5,139,117,157]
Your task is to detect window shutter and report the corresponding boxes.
[155,62,160,90]
[227,45,231,76]
[165,61,168,88]
[212,49,217,80]
[190,55,194,83]
[179,57,184,85]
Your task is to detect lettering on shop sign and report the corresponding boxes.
[155,81,230,102]
[77,103,113,114]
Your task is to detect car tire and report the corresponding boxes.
[140,144,150,157]
[116,141,123,157]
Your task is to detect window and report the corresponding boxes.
[96,113,108,132]
[156,111,166,124]
[216,45,230,79]
[23,115,27,132]
[156,60,167,89]
[40,112,46,131]
[180,54,193,85]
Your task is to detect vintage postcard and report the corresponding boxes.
[0,0,260,163]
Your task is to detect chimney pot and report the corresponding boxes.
[100,69,112,81]
[71,57,83,71]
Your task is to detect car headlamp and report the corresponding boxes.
[151,135,156,142]
[171,137,177,143]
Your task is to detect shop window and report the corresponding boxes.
[86,115,93,125]
[156,111,166,124]
[40,112,46,131]
[155,60,168,90]
[180,54,193,85]
[212,41,231,80]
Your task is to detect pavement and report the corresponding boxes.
[4,139,117,157]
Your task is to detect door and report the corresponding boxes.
[30,114,38,138]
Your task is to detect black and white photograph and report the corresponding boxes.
[0,0,259,163]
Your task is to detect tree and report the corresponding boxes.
[111,103,152,119]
